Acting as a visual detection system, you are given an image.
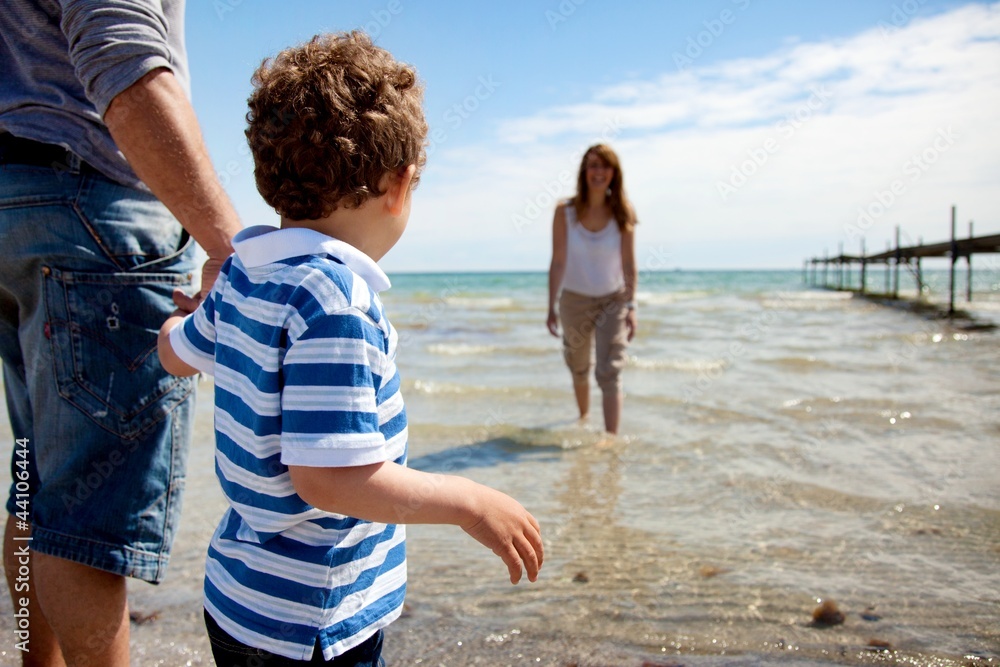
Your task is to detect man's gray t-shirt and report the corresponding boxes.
[0,0,189,189]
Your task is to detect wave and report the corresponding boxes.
[758,356,837,371]
[409,379,484,395]
[635,290,714,305]
[771,289,853,301]
[403,378,565,401]
[444,296,517,309]
[757,290,854,310]
[627,355,728,372]
[386,294,532,315]
[395,321,430,331]
[426,343,497,355]
[425,342,554,357]
[777,396,963,431]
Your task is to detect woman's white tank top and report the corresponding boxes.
[561,203,625,297]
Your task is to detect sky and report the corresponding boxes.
[185,0,1000,272]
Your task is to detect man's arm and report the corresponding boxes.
[104,68,242,304]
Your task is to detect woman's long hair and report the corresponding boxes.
[572,144,637,232]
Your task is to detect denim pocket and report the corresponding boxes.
[42,266,195,439]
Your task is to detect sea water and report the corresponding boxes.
[0,269,997,666]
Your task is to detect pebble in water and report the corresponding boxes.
[811,599,845,627]
[699,564,727,578]
[129,610,160,625]
[860,605,882,622]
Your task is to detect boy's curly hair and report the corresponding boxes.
[246,31,427,221]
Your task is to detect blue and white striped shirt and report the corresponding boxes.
[169,225,407,660]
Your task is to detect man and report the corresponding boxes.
[0,2,241,664]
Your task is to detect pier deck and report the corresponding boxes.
[804,206,998,325]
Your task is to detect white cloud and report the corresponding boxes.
[392,3,1000,272]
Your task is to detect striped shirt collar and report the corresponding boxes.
[232,225,391,292]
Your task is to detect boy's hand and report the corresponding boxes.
[172,288,201,315]
[462,487,543,584]
[289,464,543,584]
[172,254,226,315]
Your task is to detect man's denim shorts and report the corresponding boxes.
[0,158,198,584]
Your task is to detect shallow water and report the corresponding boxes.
[1,269,998,666]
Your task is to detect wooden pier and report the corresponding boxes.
[804,206,1000,322]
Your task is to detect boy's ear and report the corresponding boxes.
[384,164,416,217]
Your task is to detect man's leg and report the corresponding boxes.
[3,515,65,667]
[33,549,130,667]
[3,371,128,667]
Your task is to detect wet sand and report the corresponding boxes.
[0,388,938,667]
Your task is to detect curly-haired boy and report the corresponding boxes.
[158,31,543,666]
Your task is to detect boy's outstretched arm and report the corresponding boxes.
[288,462,543,584]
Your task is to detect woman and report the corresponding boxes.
[547,144,638,434]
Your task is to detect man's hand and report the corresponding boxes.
[199,254,229,303]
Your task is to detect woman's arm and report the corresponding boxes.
[547,204,568,337]
[621,225,638,341]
